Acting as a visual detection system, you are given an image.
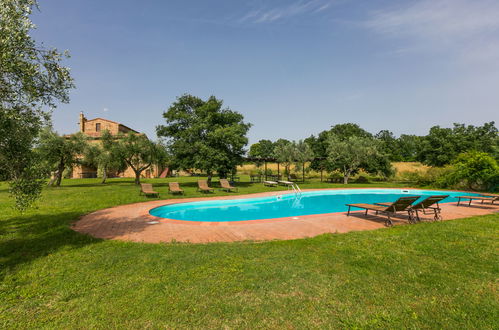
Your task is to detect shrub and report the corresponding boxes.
[354,175,370,183]
[442,151,499,191]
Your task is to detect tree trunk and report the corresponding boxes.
[342,166,350,184]
[207,171,213,185]
[343,175,349,184]
[101,166,107,184]
[134,171,141,185]
[343,169,351,184]
[302,163,305,182]
[320,169,323,182]
[48,172,57,186]
[55,160,65,186]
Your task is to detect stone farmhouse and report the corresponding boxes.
[70,112,164,179]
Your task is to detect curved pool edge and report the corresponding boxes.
[147,188,486,224]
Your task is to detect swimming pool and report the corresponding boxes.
[149,189,482,222]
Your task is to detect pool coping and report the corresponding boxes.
[145,187,481,224]
[72,188,498,243]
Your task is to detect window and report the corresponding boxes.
[96,123,101,131]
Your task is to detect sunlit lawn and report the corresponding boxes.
[0,177,497,328]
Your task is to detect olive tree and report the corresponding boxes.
[326,135,384,184]
[294,140,314,182]
[0,0,74,209]
[305,132,328,181]
[274,141,296,181]
[38,129,87,186]
[114,133,167,185]
[83,131,127,184]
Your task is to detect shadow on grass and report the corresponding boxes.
[59,180,138,188]
[0,211,99,279]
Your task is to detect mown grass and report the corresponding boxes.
[0,177,498,328]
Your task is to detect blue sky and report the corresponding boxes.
[32,0,499,144]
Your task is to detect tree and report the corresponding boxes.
[305,131,329,181]
[376,130,400,161]
[157,94,251,183]
[329,123,372,141]
[248,139,274,168]
[114,133,167,185]
[397,134,420,161]
[0,0,74,209]
[38,129,87,187]
[83,131,127,184]
[417,126,455,166]
[248,139,274,159]
[274,142,296,180]
[417,122,498,166]
[326,134,384,184]
[294,140,314,182]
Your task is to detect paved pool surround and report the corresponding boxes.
[72,188,498,243]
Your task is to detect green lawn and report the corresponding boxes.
[1,178,498,328]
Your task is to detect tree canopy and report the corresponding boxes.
[329,123,372,141]
[38,129,87,187]
[83,131,127,184]
[113,133,167,185]
[274,141,297,180]
[417,122,498,166]
[294,140,314,182]
[326,134,388,184]
[157,94,251,180]
[248,139,274,159]
[0,0,74,210]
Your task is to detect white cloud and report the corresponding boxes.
[103,107,109,112]
[365,0,499,65]
[239,0,336,24]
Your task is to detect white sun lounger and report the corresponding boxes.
[278,180,294,186]
[263,180,278,187]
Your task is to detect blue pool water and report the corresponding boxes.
[149,189,483,222]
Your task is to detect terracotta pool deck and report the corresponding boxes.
[72,189,498,244]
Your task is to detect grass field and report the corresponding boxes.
[1,177,498,328]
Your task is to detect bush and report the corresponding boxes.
[442,151,499,191]
[405,152,499,191]
[327,172,343,181]
[263,168,273,176]
[354,175,370,183]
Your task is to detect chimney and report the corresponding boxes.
[79,112,86,132]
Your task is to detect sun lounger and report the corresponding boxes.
[377,195,449,221]
[346,196,420,226]
[168,182,184,195]
[140,183,159,197]
[197,180,214,193]
[456,195,498,206]
[278,180,294,186]
[219,179,238,192]
[263,180,278,187]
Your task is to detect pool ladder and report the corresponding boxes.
[290,183,302,208]
[289,183,302,197]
